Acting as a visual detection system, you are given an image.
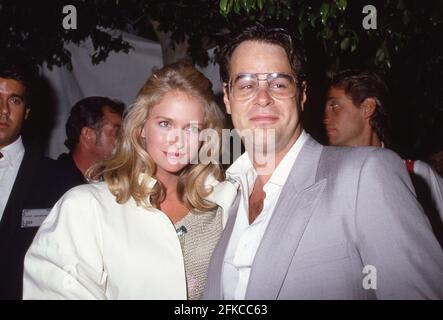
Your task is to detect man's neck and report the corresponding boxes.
[369,132,382,147]
[249,129,303,186]
[0,135,22,151]
[348,128,382,148]
[71,149,95,177]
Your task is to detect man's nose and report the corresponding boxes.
[323,116,330,125]
[323,108,332,125]
[0,99,10,115]
[254,82,273,108]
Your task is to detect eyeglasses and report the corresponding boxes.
[228,73,297,101]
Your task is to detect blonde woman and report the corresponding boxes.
[23,61,225,299]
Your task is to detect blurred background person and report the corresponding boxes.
[324,69,443,246]
[54,96,124,188]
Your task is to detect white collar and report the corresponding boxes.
[0,136,24,167]
[211,131,308,227]
[139,172,222,208]
[225,130,309,187]
[268,130,308,187]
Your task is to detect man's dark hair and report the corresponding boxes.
[327,69,392,147]
[218,22,307,90]
[65,96,125,151]
[0,53,38,107]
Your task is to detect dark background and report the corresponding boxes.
[2,0,442,160]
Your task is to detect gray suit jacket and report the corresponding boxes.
[204,136,443,299]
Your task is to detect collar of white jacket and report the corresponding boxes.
[139,173,239,228]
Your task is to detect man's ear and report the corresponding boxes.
[300,81,307,112]
[24,108,30,120]
[223,84,231,115]
[80,127,96,148]
[361,98,377,119]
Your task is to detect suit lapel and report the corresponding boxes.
[0,149,35,241]
[245,136,326,299]
[204,192,241,299]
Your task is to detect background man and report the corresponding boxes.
[324,69,443,245]
[53,96,124,188]
[204,23,443,299]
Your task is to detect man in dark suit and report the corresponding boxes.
[0,55,61,299]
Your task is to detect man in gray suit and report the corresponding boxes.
[204,23,443,299]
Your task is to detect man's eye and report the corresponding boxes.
[159,121,170,128]
[236,80,256,90]
[271,82,287,89]
[9,96,24,105]
[329,103,340,111]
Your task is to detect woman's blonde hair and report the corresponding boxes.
[92,60,225,212]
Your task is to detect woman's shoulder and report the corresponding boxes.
[61,181,115,203]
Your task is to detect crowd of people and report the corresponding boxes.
[1,22,442,300]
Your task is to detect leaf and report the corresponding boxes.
[337,0,347,11]
[308,12,318,27]
[386,59,391,69]
[257,0,264,11]
[220,0,228,14]
[338,23,346,36]
[375,48,385,61]
[234,0,241,14]
[340,37,350,51]
[320,2,330,25]
[246,0,255,12]
[298,20,307,35]
[242,0,249,13]
[226,0,234,14]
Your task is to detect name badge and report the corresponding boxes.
[21,208,51,228]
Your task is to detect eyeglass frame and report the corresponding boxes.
[226,72,299,101]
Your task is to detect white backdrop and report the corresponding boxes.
[41,31,223,159]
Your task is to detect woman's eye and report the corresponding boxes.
[159,121,170,128]
[187,126,200,133]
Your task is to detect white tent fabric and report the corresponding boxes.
[41,31,222,159]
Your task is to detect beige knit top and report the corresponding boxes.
[174,209,222,300]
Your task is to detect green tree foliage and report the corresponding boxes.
[1,0,442,156]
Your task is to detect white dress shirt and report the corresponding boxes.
[222,130,308,300]
[0,136,25,220]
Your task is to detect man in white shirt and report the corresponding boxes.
[0,98,27,218]
[324,69,443,245]
[0,54,58,299]
[204,22,443,299]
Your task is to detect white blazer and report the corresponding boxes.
[24,181,189,299]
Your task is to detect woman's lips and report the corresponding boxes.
[163,151,184,159]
